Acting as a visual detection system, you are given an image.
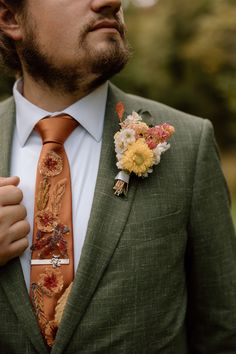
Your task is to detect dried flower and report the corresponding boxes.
[35,209,58,233]
[31,223,69,258]
[121,111,142,127]
[44,320,58,347]
[55,282,73,325]
[118,139,154,177]
[128,122,149,138]
[39,151,63,177]
[114,128,136,154]
[116,101,125,121]
[113,103,175,196]
[38,268,64,297]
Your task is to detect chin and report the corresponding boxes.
[91,36,124,52]
[89,42,130,78]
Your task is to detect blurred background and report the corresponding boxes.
[0,0,235,226]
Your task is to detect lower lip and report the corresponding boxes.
[92,27,120,34]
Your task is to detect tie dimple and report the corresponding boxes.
[35,116,78,145]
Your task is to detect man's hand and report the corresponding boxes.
[0,177,30,266]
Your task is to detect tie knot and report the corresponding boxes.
[35,115,78,145]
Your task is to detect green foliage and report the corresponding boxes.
[113,0,236,148]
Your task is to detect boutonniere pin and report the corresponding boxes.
[113,102,175,196]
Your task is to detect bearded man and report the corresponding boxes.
[0,1,235,353]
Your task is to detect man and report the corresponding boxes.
[0,0,235,353]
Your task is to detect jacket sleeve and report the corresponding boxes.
[186,119,236,353]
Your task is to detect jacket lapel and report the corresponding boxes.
[0,98,48,354]
[0,97,15,177]
[52,84,138,354]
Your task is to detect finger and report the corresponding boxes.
[0,185,23,206]
[0,236,29,266]
[0,204,27,226]
[0,176,20,187]
[8,220,30,243]
[8,237,29,259]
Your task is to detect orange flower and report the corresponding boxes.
[116,101,125,121]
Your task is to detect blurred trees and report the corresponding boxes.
[113,0,236,149]
[0,0,236,148]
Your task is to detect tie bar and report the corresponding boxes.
[31,256,70,268]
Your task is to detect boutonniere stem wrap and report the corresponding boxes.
[113,102,175,196]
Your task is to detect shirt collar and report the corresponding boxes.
[13,79,108,146]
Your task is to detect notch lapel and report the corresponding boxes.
[0,98,48,354]
[52,84,139,354]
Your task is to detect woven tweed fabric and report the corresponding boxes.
[0,84,235,354]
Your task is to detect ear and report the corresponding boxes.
[0,1,23,41]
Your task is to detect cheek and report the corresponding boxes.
[26,2,84,43]
[33,21,77,56]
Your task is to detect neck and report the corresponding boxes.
[21,72,93,112]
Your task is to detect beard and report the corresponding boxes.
[17,16,131,95]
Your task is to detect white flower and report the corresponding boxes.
[153,146,161,165]
[122,111,142,126]
[114,132,126,154]
[115,136,126,154]
[153,143,170,165]
[116,153,123,161]
[119,128,136,145]
[158,142,170,153]
[142,168,153,178]
[116,160,123,169]
[115,128,136,154]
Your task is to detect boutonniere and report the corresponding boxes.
[113,102,175,196]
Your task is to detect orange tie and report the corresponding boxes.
[30,115,78,347]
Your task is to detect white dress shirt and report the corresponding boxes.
[11,79,108,290]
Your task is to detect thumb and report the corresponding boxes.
[0,176,20,187]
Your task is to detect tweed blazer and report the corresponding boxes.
[0,83,236,354]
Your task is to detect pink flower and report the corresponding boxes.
[145,124,175,149]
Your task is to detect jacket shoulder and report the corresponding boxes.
[109,84,213,146]
[127,92,207,128]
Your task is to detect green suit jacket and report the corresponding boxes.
[0,84,236,354]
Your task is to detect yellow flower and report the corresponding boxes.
[120,139,154,176]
